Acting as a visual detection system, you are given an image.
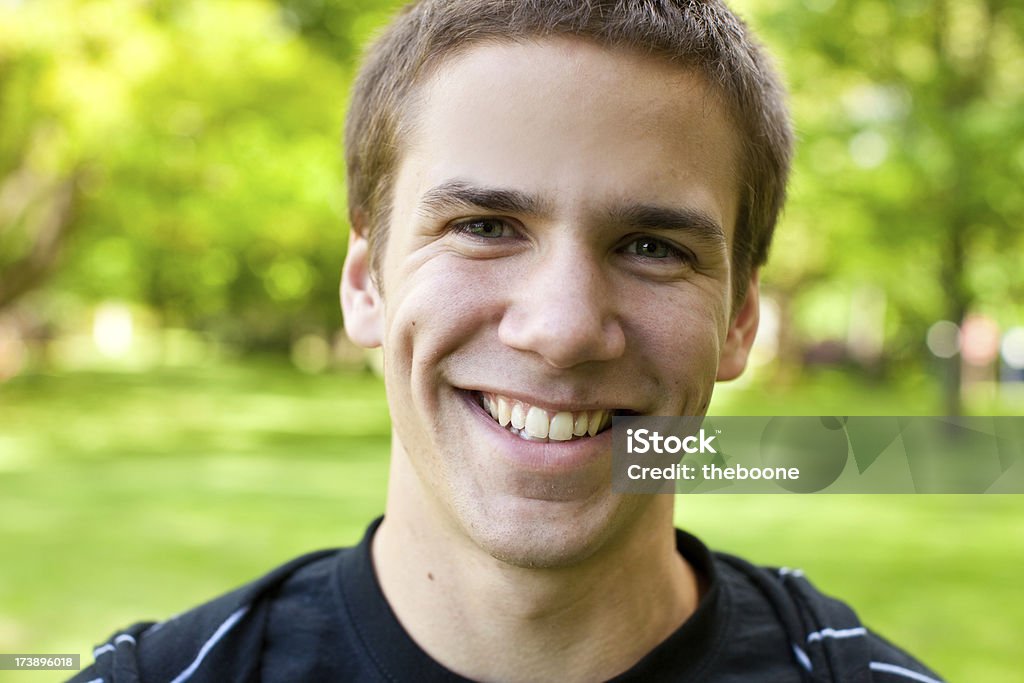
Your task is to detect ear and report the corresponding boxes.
[717,272,760,381]
[340,212,383,348]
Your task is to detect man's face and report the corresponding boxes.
[343,38,757,567]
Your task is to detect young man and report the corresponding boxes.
[73,1,942,681]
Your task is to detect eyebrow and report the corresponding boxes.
[417,180,550,219]
[606,203,727,248]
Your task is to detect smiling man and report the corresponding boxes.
[73,2,942,682]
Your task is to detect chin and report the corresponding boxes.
[454,494,646,570]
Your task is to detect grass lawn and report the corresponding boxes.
[1,361,1021,681]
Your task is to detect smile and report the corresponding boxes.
[475,391,614,442]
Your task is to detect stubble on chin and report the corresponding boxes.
[450,493,656,570]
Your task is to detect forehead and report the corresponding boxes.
[395,37,742,240]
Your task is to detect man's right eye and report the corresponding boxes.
[450,218,515,239]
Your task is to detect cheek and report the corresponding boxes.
[623,283,727,402]
[384,257,502,380]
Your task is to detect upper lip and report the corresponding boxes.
[459,386,639,415]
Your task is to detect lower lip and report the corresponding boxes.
[459,390,614,474]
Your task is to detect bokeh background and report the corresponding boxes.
[1,0,1023,680]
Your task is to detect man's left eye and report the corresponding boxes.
[452,218,514,239]
[623,236,689,261]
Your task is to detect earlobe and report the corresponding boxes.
[717,273,760,381]
[340,217,384,349]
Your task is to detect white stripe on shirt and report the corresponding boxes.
[807,626,868,642]
[870,661,943,683]
[792,643,813,671]
[169,605,250,683]
[93,633,137,658]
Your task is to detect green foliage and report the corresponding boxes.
[3,0,1021,373]
[275,0,409,62]
[744,0,1024,339]
[2,0,354,347]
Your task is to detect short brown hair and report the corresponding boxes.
[345,0,793,309]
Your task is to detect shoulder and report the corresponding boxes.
[713,551,945,683]
[68,548,340,683]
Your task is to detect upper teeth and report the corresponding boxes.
[480,393,612,441]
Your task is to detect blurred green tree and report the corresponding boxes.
[750,0,1024,412]
[2,0,1021,389]
[1,0,354,349]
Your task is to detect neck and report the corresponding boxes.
[372,449,699,682]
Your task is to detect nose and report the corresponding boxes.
[498,242,626,368]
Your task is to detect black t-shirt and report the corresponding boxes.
[70,518,943,682]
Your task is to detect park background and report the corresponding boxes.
[1,0,1023,680]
